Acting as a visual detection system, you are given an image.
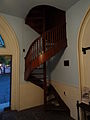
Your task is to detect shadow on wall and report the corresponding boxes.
[47,49,66,80]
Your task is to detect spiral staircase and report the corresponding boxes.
[24,5,70,115]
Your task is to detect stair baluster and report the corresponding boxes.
[24,23,70,114]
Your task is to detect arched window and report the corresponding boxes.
[0,35,5,47]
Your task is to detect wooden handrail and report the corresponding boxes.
[25,23,67,80]
[25,23,66,59]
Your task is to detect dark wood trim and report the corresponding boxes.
[24,5,69,113]
[25,40,67,80]
[25,5,65,34]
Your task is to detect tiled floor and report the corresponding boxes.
[0,105,75,120]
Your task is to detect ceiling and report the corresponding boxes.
[0,0,80,18]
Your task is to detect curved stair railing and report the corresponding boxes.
[24,5,70,116]
[25,24,67,80]
[24,23,70,114]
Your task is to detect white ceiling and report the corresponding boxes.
[0,0,80,18]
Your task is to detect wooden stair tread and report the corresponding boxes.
[28,76,43,88]
[45,104,70,112]
[31,72,44,75]
[24,5,70,116]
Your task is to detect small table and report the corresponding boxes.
[77,101,90,120]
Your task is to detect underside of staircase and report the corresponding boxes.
[25,5,70,116]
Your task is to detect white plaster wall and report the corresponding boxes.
[0,13,44,110]
[51,80,80,119]
[51,0,90,87]
[0,13,39,82]
[51,1,90,119]
[20,82,43,110]
[0,0,90,115]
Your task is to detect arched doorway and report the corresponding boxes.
[78,8,90,103]
[0,16,20,110]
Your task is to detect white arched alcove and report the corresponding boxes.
[0,16,20,110]
[78,8,90,102]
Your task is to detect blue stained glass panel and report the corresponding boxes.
[0,35,5,47]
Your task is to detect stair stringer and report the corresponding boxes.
[46,84,70,115]
[24,28,70,115]
[25,38,67,81]
[24,5,70,115]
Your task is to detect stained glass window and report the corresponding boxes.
[0,35,5,47]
